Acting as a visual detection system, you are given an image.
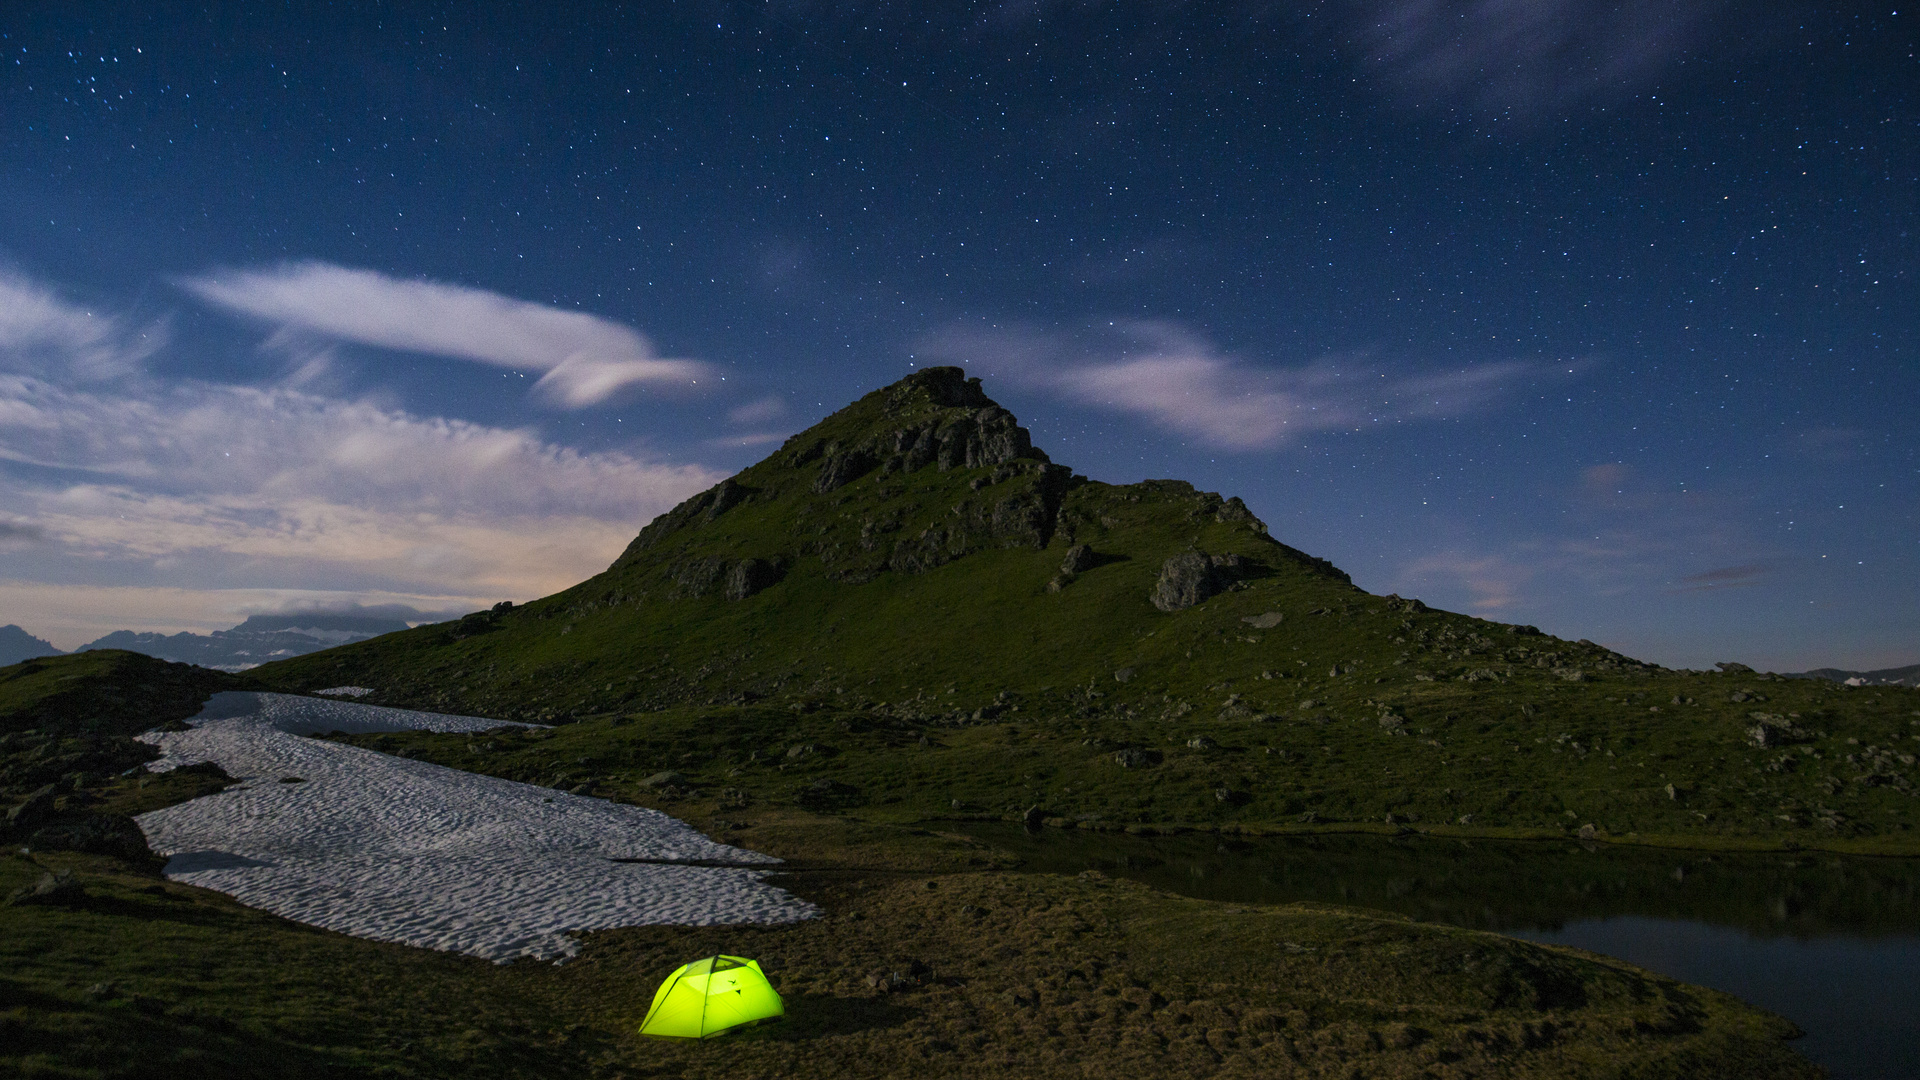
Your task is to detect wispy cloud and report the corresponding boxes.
[1668,563,1772,594]
[0,271,165,380]
[1398,551,1535,612]
[0,518,47,548]
[727,395,789,426]
[0,269,729,644]
[179,262,711,408]
[0,373,722,584]
[1347,0,1737,120]
[1388,462,1776,651]
[919,319,1533,450]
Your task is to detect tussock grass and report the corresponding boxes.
[2,840,1820,1079]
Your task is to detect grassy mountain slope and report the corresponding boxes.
[1,651,245,870]
[257,368,1920,852]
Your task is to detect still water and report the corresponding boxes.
[957,825,1920,1079]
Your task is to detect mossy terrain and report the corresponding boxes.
[326,675,1920,861]
[1,651,245,867]
[0,650,240,739]
[255,368,1920,854]
[3,835,1820,1080]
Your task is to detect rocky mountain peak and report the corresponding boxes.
[616,368,1069,575]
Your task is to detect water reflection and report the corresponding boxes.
[956,825,1920,1079]
[1511,920,1920,1080]
[955,824,1920,937]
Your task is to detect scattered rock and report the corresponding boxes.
[1113,748,1156,769]
[1186,735,1217,750]
[1377,715,1406,734]
[7,869,84,907]
[1241,611,1285,629]
[1715,661,1754,673]
[1456,814,1475,825]
[1113,667,1135,684]
[1022,804,1046,830]
[1577,824,1598,841]
[640,770,688,788]
[1746,713,1812,748]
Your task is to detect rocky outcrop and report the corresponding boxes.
[1151,551,1250,612]
[725,558,786,601]
[666,556,788,600]
[617,478,759,564]
[813,447,880,493]
[795,402,1051,493]
[881,463,1073,577]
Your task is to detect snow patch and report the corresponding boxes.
[135,692,816,960]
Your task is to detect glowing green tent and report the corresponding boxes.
[638,955,784,1039]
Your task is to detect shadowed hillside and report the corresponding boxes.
[256,368,1920,852]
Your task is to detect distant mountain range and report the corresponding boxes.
[0,625,63,667]
[1790,664,1920,688]
[0,612,420,672]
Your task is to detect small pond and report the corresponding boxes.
[956,824,1920,1080]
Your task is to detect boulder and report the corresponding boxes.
[1059,544,1096,575]
[1150,551,1248,612]
[1241,611,1285,629]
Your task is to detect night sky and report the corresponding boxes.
[1,2,1913,672]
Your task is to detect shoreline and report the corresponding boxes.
[926,812,1920,857]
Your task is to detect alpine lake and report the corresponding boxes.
[954,824,1920,1080]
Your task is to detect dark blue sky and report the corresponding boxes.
[1,2,1914,670]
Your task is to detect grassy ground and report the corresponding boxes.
[253,369,1920,853]
[1,651,246,867]
[321,679,1920,860]
[3,821,1821,1080]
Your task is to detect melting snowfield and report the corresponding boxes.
[135,692,817,960]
